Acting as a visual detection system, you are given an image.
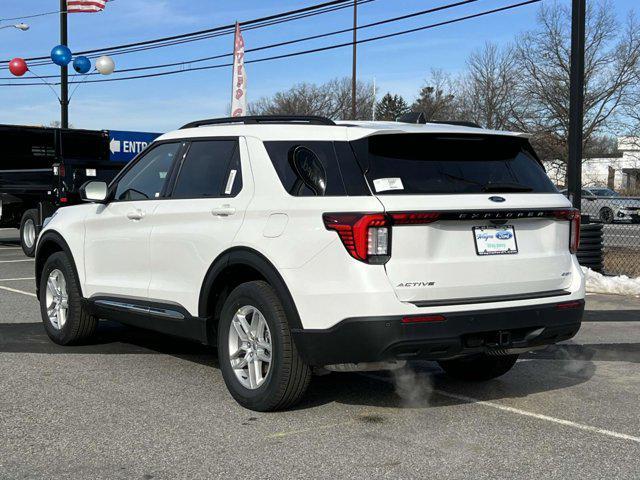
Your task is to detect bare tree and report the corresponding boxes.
[411,70,459,121]
[457,42,520,130]
[250,77,374,120]
[514,0,640,181]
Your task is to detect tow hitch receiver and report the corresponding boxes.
[497,331,512,347]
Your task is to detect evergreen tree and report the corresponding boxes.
[375,93,409,121]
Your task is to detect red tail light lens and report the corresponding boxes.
[555,209,581,254]
[323,213,391,264]
[390,212,440,225]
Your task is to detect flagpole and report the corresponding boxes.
[60,0,69,129]
[350,0,357,120]
[231,22,238,116]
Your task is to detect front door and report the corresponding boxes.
[83,142,183,300]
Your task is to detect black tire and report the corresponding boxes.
[39,251,98,345]
[599,207,614,224]
[19,209,39,257]
[217,280,311,411]
[438,354,518,381]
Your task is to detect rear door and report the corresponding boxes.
[351,133,576,305]
[147,137,251,313]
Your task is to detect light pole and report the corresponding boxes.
[567,0,586,210]
[0,23,30,31]
[60,0,69,129]
[351,0,357,120]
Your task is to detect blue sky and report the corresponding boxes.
[0,0,637,132]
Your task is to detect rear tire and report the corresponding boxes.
[39,251,98,345]
[20,209,39,257]
[218,280,311,411]
[438,354,518,381]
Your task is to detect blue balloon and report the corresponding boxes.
[51,45,72,67]
[73,56,91,74]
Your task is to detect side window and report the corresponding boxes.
[264,141,352,197]
[172,139,242,199]
[114,143,180,201]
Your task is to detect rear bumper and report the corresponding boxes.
[292,300,583,366]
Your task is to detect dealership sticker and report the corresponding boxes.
[225,169,237,195]
[373,177,404,192]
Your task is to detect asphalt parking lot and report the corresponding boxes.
[1,228,639,479]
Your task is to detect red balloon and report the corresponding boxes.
[9,58,28,77]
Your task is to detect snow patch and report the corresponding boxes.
[582,267,640,296]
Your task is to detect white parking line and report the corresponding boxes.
[0,277,35,282]
[0,259,34,263]
[434,389,640,444]
[0,247,21,250]
[0,285,36,298]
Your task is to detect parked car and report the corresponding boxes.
[34,116,585,411]
[561,187,640,223]
[0,125,160,256]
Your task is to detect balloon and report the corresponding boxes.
[95,55,115,75]
[73,56,91,74]
[8,58,28,77]
[51,45,72,67]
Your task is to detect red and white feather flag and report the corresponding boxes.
[67,0,108,13]
[230,22,247,117]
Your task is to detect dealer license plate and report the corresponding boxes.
[473,226,518,256]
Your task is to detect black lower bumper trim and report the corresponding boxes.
[292,301,584,366]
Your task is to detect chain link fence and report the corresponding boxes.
[580,195,640,277]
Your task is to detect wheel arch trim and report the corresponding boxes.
[35,230,82,300]
[198,246,303,331]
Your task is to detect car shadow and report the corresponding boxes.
[3,320,632,411]
[583,309,640,322]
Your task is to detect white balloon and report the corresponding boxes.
[95,55,115,75]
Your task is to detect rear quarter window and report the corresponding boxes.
[263,141,369,196]
[351,134,557,195]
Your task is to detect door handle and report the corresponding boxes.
[126,209,145,221]
[211,205,236,217]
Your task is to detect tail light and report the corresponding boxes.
[555,209,581,254]
[323,211,441,264]
[323,213,391,264]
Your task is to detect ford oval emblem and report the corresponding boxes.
[489,196,506,203]
[495,230,513,240]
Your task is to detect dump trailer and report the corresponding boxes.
[0,124,159,256]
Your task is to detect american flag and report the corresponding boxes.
[67,0,108,13]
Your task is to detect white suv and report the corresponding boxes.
[35,116,585,411]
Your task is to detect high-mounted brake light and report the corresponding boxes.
[554,209,581,254]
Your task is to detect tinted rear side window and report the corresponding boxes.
[352,134,557,195]
[172,140,241,198]
[264,141,369,196]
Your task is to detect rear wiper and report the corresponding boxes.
[482,182,533,192]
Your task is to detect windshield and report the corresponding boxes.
[590,188,619,197]
[351,134,557,195]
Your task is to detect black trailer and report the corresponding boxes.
[0,125,150,256]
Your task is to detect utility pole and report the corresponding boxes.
[567,0,585,210]
[351,0,357,120]
[60,0,69,129]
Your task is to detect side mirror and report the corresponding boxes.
[79,180,109,203]
[290,146,327,196]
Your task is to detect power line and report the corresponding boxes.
[0,0,542,87]
[4,0,478,80]
[2,0,361,64]
[19,0,376,68]
[0,10,60,22]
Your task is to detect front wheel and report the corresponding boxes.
[599,207,614,224]
[218,281,311,411]
[39,252,98,345]
[438,354,518,381]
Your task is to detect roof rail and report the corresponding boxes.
[180,115,335,129]
[396,112,482,129]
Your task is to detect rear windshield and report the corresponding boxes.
[351,134,557,195]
